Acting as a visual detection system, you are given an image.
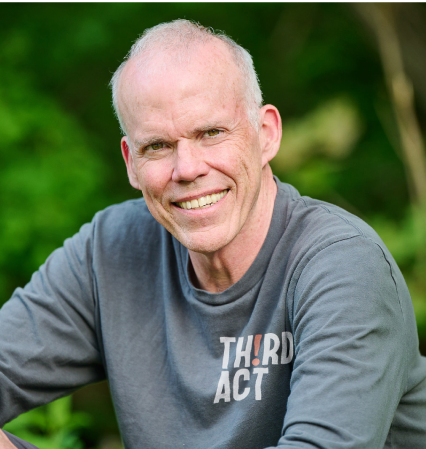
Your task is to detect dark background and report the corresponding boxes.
[1,4,426,448]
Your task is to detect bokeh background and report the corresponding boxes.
[1,3,426,448]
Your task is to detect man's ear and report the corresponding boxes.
[258,105,282,167]
[121,137,142,191]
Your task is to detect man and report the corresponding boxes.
[1,19,426,449]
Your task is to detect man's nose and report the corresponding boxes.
[171,140,209,183]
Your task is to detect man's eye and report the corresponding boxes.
[205,129,220,137]
[147,142,165,151]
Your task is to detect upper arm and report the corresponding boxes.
[275,236,408,448]
[0,222,105,425]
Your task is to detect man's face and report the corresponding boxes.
[119,42,271,254]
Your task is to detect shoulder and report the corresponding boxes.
[91,197,168,255]
[276,180,387,258]
[274,180,409,314]
[61,197,167,264]
[85,197,161,239]
[93,197,156,229]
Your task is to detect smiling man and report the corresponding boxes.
[116,28,280,292]
[1,19,426,449]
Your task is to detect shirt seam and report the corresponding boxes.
[282,188,367,238]
[289,234,362,331]
[319,204,366,237]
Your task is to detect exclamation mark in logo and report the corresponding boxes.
[252,334,262,366]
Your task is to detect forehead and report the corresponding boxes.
[117,40,246,135]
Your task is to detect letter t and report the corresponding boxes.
[220,337,236,369]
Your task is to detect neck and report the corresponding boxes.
[188,167,277,293]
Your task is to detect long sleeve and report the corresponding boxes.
[0,221,105,425]
[270,236,410,448]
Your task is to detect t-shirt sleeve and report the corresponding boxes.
[0,221,105,426]
[270,236,409,448]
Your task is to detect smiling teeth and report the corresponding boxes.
[177,190,227,210]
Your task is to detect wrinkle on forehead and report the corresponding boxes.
[117,40,246,134]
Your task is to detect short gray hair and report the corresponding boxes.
[110,19,263,134]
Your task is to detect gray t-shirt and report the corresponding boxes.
[1,179,426,448]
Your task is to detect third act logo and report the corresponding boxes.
[214,332,293,404]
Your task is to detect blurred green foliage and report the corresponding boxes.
[3,397,91,449]
[0,64,108,300]
[1,3,426,448]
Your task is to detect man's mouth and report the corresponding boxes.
[175,189,228,210]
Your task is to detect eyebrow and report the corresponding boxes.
[133,122,229,148]
[134,136,169,148]
[192,122,224,133]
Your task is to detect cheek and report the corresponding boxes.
[137,161,171,201]
[217,140,262,182]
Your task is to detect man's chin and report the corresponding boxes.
[174,232,232,255]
